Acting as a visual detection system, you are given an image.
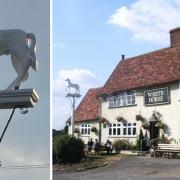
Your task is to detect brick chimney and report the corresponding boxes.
[170,27,180,47]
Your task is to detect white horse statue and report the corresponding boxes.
[0,29,37,90]
[65,78,80,94]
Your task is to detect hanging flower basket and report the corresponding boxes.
[142,122,150,130]
[116,116,126,123]
[136,114,144,121]
[156,121,164,129]
[101,117,107,123]
[74,128,79,133]
[91,127,97,132]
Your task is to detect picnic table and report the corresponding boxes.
[154,143,180,158]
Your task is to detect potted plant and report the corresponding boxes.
[74,128,79,133]
[142,122,150,130]
[116,116,126,123]
[101,117,107,123]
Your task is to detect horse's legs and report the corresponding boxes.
[6,67,29,90]
[6,76,21,90]
[6,59,29,90]
[6,52,31,90]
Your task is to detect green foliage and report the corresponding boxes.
[53,126,68,138]
[113,139,134,152]
[142,122,150,130]
[136,129,144,151]
[136,114,145,123]
[53,135,85,163]
[159,134,170,144]
[116,116,126,123]
[136,111,170,136]
[53,129,61,138]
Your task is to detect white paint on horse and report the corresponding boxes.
[0,29,37,90]
[65,78,80,94]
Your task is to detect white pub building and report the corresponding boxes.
[68,27,180,145]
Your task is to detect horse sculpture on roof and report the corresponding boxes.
[0,29,37,90]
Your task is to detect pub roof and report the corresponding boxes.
[100,45,180,95]
[74,87,101,122]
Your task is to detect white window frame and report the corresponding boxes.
[109,91,136,108]
[81,124,91,136]
[108,122,136,137]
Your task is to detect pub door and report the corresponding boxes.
[149,121,159,140]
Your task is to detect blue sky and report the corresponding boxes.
[0,0,49,179]
[53,0,180,129]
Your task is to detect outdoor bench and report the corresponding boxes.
[154,143,180,158]
[84,145,108,156]
[99,145,107,154]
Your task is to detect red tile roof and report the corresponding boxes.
[100,45,180,95]
[75,87,101,122]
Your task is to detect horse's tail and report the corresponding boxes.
[26,33,38,71]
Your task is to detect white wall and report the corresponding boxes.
[72,81,180,145]
[74,121,99,144]
[101,82,180,144]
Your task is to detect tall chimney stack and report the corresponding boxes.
[170,27,180,47]
[121,54,125,60]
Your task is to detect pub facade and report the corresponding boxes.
[70,27,180,145]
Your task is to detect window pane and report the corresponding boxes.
[85,124,87,127]
[113,128,116,135]
[81,129,84,134]
[113,124,116,127]
[117,128,121,135]
[133,128,136,135]
[109,123,112,127]
[88,128,90,135]
[128,123,131,126]
[123,128,127,135]
[85,129,87,134]
[133,123,136,126]
[109,128,112,135]
[128,128,131,135]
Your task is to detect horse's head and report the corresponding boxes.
[65,78,70,83]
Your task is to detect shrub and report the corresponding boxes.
[113,139,134,153]
[53,135,85,163]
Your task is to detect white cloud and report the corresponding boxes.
[53,69,101,129]
[108,0,180,45]
[0,146,46,166]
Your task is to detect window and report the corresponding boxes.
[109,91,136,108]
[108,122,136,137]
[81,124,91,135]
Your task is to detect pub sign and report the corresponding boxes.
[144,87,170,106]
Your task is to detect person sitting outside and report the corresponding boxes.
[105,139,113,154]
[87,138,94,155]
[94,139,100,155]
